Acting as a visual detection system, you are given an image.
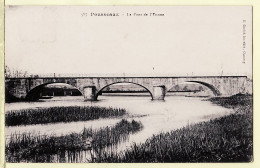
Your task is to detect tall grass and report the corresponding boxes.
[5,119,142,163]
[208,93,253,109]
[91,94,253,163]
[83,119,142,151]
[6,106,126,126]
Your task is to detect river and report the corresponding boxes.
[5,95,234,162]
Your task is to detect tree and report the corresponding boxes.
[5,66,11,78]
[198,86,204,91]
[5,65,29,78]
[174,85,180,91]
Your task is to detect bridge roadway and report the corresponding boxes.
[5,76,250,101]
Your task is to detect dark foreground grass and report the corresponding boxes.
[6,106,126,126]
[91,94,253,163]
[208,93,252,109]
[82,119,142,151]
[5,119,142,163]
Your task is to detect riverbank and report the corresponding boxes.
[6,106,126,126]
[5,119,143,162]
[91,94,253,162]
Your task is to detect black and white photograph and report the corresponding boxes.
[4,6,253,163]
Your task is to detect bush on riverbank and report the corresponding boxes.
[91,94,253,163]
[6,106,126,126]
[5,119,143,163]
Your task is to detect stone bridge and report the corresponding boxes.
[5,76,250,101]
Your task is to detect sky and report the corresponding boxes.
[5,6,252,76]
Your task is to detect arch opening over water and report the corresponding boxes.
[167,81,220,97]
[26,83,83,101]
[187,81,220,96]
[95,82,153,100]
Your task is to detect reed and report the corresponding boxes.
[5,119,142,163]
[208,93,252,109]
[83,119,142,150]
[92,94,253,162]
[6,106,126,126]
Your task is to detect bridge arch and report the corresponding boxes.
[95,82,153,100]
[167,81,221,96]
[25,82,83,101]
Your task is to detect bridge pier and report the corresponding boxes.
[152,85,166,100]
[83,86,97,101]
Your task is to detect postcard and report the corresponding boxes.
[3,5,254,165]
